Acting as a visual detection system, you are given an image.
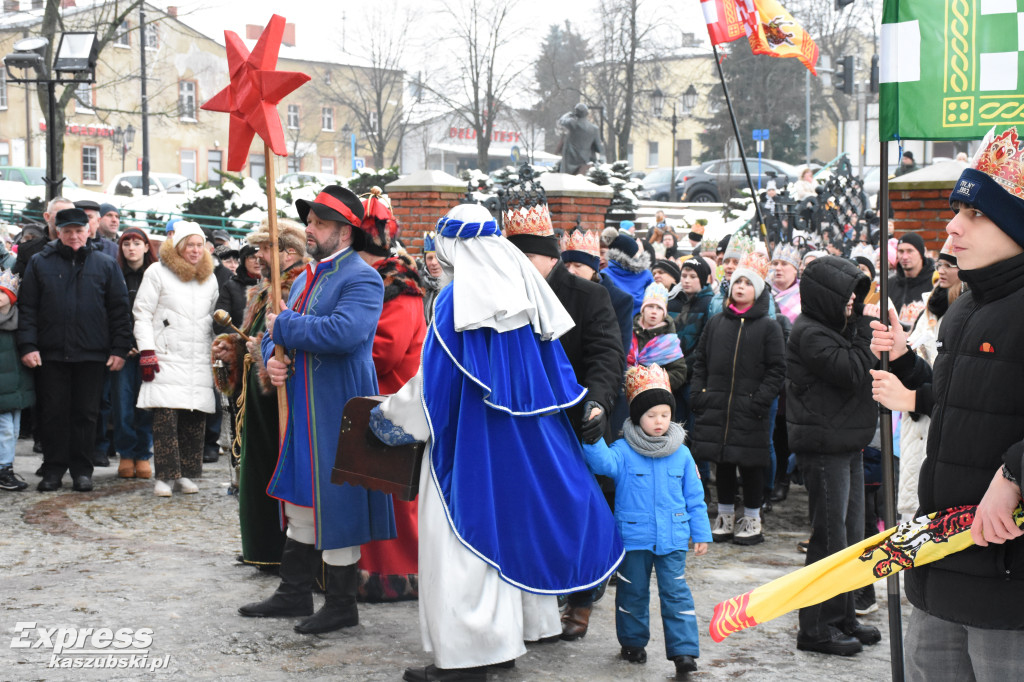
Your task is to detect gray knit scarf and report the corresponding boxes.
[622,420,685,459]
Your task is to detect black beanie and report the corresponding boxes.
[854,256,876,281]
[610,233,639,258]
[680,257,712,286]
[508,234,561,260]
[652,259,681,283]
[897,232,926,260]
[629,388,676,425]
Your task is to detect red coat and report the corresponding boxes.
[372,293,426,393]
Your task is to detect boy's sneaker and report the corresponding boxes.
[733,516,764,546]
[673,655,698,675]
[854,585,878,616]
[711,514,734,542]
[0,466,28,491]
[620,646,646,664]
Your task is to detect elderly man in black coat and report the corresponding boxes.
[508,218,625,644]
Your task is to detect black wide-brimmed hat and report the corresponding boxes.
[295,184,364,227]
[56,207,89,228]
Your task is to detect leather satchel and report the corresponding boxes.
[332,396,424,502]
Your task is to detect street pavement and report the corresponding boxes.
[2,438,907,681]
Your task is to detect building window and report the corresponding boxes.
[0,142,10,166]
[0,70,6,110]
[321,157,335,174]
[369,110,379,134]
[626,143,634,168]
[180,149,196,182]
[178,81,196,120]
[249,153,265,181]
[324,71,331,85]
[648,141,658,167]
[82,145,99,184]
[287,104,299,129]
[75,82,94,114]
[287,155,301,172]
[207,150,223,186]
[114,20,130,47]
[321,106,334,131]
[145,23,158,49]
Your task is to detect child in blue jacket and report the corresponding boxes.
[583,363,712,677]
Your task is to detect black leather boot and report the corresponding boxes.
[238,538,315,618]
[294,563,359,634]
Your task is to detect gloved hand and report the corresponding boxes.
[580,400,606,445]
[140,350,160,382]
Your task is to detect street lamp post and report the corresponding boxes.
[3,32,98,201]
[112,124,136,172]
[664,85,698,203]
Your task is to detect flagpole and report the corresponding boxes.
[877,138,905,682]
[711,44,771,254]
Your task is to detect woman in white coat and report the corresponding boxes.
[133,222,219,496]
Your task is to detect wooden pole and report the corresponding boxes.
[264,144,289,444]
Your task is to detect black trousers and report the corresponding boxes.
[37,360,106,479]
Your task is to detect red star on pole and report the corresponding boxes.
[201,14,310,172]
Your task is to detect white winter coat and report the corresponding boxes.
[134,239,219,413]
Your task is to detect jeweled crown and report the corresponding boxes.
[971,127,1024,200]
[498,164,554,237]
[560,228,600,257]
[624,363,671,403]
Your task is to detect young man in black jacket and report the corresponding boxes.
[870,130,1024,680]
[786,256,880,656]
[17,208,132,492]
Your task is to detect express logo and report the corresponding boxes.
[10,623,169,671]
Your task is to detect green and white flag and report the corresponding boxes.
[880,0,1024,141]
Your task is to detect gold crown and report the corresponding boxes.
[972,127,1024,200]
[503,203,554,237]
[624,363,671,403]
[560,228,600,256]
[739,251,770,279]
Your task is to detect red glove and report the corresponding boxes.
[140,350,160,382]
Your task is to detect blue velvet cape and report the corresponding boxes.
[423,286,624,593]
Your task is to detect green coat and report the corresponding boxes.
[0,249,33,413]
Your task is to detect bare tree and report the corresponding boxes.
[315,1,416,169]
[424,0,528,171]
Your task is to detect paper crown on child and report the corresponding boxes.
[951,126,1024,247]
[0,268,19,302]
[560,228,601,271]
[641,282,669,313]
[423,231,437,254]
[739,251,770,280]
[625,363,672,403]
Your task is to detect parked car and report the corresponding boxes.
[636,167,697,201]
[0,165,107,203]
[106,171,195,197]
[678,158,801,203]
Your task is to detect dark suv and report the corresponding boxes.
[636,167,696,201]
[678,158,800,203]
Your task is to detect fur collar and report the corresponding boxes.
[373,254,424,303]
[159,237,215,283]
[607,247,651,274]
[241,260,308,334]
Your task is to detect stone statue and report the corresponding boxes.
[557,103,604,175]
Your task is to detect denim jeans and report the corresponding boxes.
[796,451,865,639]
[0,409,20,467]
[905,608,1024,681]
[112,356,153,461]
[616,549,699,659]
[765,396,779,494]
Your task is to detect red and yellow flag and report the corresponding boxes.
[710,504,1024,642]
[744,0,819,75]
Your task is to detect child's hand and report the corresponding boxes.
[693,542,708,556]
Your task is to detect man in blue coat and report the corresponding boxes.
[239,185,395,635]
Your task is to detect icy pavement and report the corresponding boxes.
[2,440,903,681]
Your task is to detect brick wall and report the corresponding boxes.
[389,189,465,257]
[890,188,952,251]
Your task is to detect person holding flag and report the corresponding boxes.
[869,128,1024,679]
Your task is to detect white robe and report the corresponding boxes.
[379,371,561,668]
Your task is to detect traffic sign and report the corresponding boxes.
[354,157,365,170]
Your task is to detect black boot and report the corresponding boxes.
[294,563,359,634]
[238,538,315,618]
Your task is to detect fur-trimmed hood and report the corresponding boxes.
[606,247,651,274]
[373,254,424,302]
[241,260,308,335]
[159,236,215,283]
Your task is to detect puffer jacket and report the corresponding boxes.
[898,251,1024,629]
[786,256,876,455]
[602,247,654,316]
[629,313,687,391]
[583,436,712,554]
[690,287,786,467]
[0,248,34,412]
[134,239,219,413]
[675,284,715,371]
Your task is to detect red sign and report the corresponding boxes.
[449,127,521,143]
[39,121,116,138]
